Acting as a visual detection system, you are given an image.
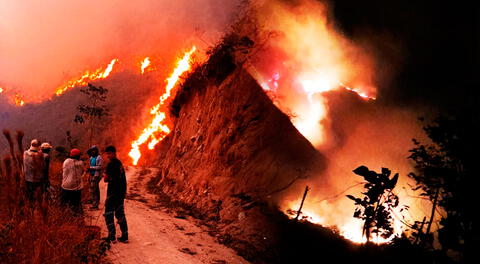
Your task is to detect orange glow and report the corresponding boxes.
[14,93,25,106]
[140,57,151,74]
[249,0,393,244]
[252,0,376,147]
[283,197,403,244]
[129,46,196,165]
[0,87,25,106]
[55,58,118,96]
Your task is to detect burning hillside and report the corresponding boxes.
[3,0,476,263]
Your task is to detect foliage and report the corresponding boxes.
[347,166,400,242]
[74,83,109,146]
[408,113,479,260]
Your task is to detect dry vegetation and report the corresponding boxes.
[0,129,109,264]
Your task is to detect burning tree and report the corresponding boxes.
[74,83,110,146]
[347,166,399,243]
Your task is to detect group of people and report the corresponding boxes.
[23,140,129,243]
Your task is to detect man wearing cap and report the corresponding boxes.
[103,145,128,243]
[61,149,85,214]
[87,146,103,210]
[23,139,45,200]
[40,142,53,192]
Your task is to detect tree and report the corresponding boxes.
[408,113,479,261]
[347,166,400,243]
[74,83,109,146]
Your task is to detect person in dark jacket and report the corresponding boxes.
[102,145,128,243]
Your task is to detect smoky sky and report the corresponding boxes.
[329,0,480,110]
[0,0,241,99]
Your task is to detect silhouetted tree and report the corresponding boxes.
[409,113,479,261]
[347,166,399,243]
[74,83,109,146]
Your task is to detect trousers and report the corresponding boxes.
[104,197,128,238]
[61,188,82,215]
[89,175,101,207]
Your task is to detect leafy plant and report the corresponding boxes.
[408,113,479,261]
[347,166,400,243]
[74,83,109,146]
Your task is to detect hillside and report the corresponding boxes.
[0,71,164,155]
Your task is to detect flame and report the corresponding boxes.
[249,0,393,244]
[14,93,25,106]
[129,46,196,165]
[252,0,376,147]
[0,87,25,106]
[55,58,118,96]
[283,197,403,244]
[140,57,151,74]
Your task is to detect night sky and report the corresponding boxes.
[330,0,479,110]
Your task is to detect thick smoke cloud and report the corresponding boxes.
[0,0,241,99]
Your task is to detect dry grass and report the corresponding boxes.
[0,129,109,264]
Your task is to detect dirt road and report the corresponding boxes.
[86,167,248,264]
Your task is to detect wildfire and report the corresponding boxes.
[284,197,403,244]
[140,57,151,74]
[129,46,196,165]
[0,87,4,93]
[249,0,399,245]
[55,58,118,96]
[14,93,25,106]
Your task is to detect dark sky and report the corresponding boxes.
[330,0,479,110]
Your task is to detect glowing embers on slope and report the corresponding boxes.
[55,58,118,96]
[0,86,26,107]
[129,47,196,165]
[14,94,25,106]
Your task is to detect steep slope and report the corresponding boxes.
[148,42,325,260]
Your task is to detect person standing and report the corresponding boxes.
[40,142,53,192]
[23,139,45,200]
[61,149,84,215]
[103,145,128,243]
[87,146,103,210]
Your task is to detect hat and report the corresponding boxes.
[30,139,39,147]
[41,142,52,149]
[70,149,81,157]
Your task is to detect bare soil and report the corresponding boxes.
[86,167,248,264]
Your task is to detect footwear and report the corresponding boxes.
[117,235,128,243]
[101,236,116,243]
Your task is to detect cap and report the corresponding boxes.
[70,149,81,157]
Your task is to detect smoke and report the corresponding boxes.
[246,0,434,240]
[0,0,242,100]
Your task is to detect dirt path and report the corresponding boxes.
[86,167,248,264]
